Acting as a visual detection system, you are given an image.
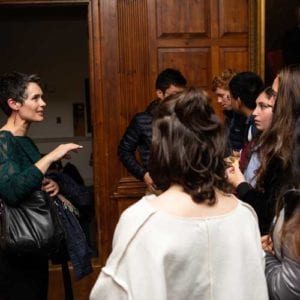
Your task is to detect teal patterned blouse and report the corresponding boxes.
[0,130,44,205]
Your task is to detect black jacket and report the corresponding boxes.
[118,100,160,180]
[224,110,247,152]
[236,158,290,235]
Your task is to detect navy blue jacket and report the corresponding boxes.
[224,110,248,152]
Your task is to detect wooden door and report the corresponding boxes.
[107,0,251,258]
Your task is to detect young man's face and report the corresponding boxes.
[215,87,232,111]
[18,82,46,122]
[156,84,185,100]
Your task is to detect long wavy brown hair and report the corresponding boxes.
[256,64,300,191]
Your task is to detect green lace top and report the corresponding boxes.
[0,130,44,205]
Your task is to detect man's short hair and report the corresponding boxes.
[229,71,264,110]
[155,68,187,93]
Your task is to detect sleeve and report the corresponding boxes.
[236,160,284,235]
[265,251,300,300]
[0,137,43,205]
[236,182,269,232]
[117,115,146,180]
[89,272,128,300]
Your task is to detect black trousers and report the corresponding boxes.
[0,251,49,300]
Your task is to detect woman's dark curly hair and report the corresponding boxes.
[149,87,232,204]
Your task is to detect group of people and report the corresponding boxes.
[91,66,300,299]
[0,65,299,299]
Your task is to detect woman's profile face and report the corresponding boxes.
[253,92,275,131]
[18,82,46,122]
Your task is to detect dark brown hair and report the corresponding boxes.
[256,64,300,190]
[149,87,231,204]
[280,189,300,260]
[0,72,42,116]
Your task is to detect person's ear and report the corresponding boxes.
[236,97,242,108]
[7,98,21,111]
[156,89,164,100]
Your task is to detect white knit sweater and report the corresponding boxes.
[90,195,268,300]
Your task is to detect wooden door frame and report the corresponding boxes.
[0,0,106,266]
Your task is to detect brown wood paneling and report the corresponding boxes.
[48,263,100,300]
[158,48,210,88]
[112,176,147,215]
[219,47,248,71]
[156,0,209,38]
[219,0,248,37]
[118,0,152,129]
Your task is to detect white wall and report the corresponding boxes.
[0,15,93,185]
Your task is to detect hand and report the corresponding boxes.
[143,172,154,186]
[232,150,241,158]
[35,143,83,175]
[47,143,83,163]
[225,158,245,188]
[261,235,274,254]
[42,178,60,197]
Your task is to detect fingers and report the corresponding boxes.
[49,143,83,162]
[42,178,60,196]
[261,235,273,252]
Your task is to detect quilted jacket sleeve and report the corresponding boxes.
[117,115,146,180]
[265,251,300,300]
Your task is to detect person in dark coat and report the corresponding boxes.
[117,68,187,189]
[211,69,247,154]
[229,71,264,144]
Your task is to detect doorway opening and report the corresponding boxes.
[0,4,97,255]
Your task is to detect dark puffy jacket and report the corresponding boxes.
[224,110,248,152]
[118,100,160,180]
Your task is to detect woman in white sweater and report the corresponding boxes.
[90,87,268,300]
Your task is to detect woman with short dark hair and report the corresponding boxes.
[0,72,82,300]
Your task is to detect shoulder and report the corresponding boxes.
[0,130,16,148]
[0,130,13,140]
[120,195,157,222]
[233,112,247,123]
[112,195,157,247]
[129,110,152,125]
[237,198,259,222]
